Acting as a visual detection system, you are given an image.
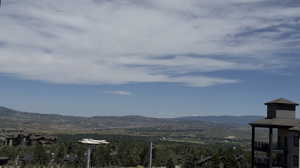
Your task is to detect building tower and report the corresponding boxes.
[250,98,300,168]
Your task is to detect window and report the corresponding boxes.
[285,136,288,147]
[294,136,299,147]
[293,155,299,166]
[278,136,282,147]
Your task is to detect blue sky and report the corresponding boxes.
[0,0,300,117]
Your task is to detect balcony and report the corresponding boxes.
[255,157,286,168]
[254,141,286,153]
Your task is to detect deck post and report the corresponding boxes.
[269,127,273,168]
[298,136,300,168]
[252,126,255,168]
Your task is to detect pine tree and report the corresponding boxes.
[166,158,175,168]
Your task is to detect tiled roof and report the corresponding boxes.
[265,98,299,105]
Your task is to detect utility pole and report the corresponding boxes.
[149,142,153,168]
[87,145,92,168]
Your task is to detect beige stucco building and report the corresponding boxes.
[250,98,300,168]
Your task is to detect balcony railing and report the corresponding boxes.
[254,141,286,152]
[255,157,285,168]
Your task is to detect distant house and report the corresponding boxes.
[0,129,57,147]
[29,134,57,145]
[249,98,300,168]
[0,129,26,146]
[0,157,9,165]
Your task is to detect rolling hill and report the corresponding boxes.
[0,106,261,140]
[0,106,214,131]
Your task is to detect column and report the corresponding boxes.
[252,126,255,168]
[298,135,300,168]
[269,127,273,168]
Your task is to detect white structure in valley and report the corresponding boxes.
[79,138,110,168]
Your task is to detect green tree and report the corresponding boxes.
[33,144,49,165]
[139,145,149,166]
[55,143,67,164]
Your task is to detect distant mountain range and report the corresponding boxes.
[175,115,264,126]
[0,106,262,132]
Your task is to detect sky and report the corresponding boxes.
[0,0,300,117]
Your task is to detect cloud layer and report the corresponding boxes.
[0,0,299,86]
[106,90,132,96]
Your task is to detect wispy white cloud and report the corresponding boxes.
[0,0,299,87]
[106,90,132,96]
